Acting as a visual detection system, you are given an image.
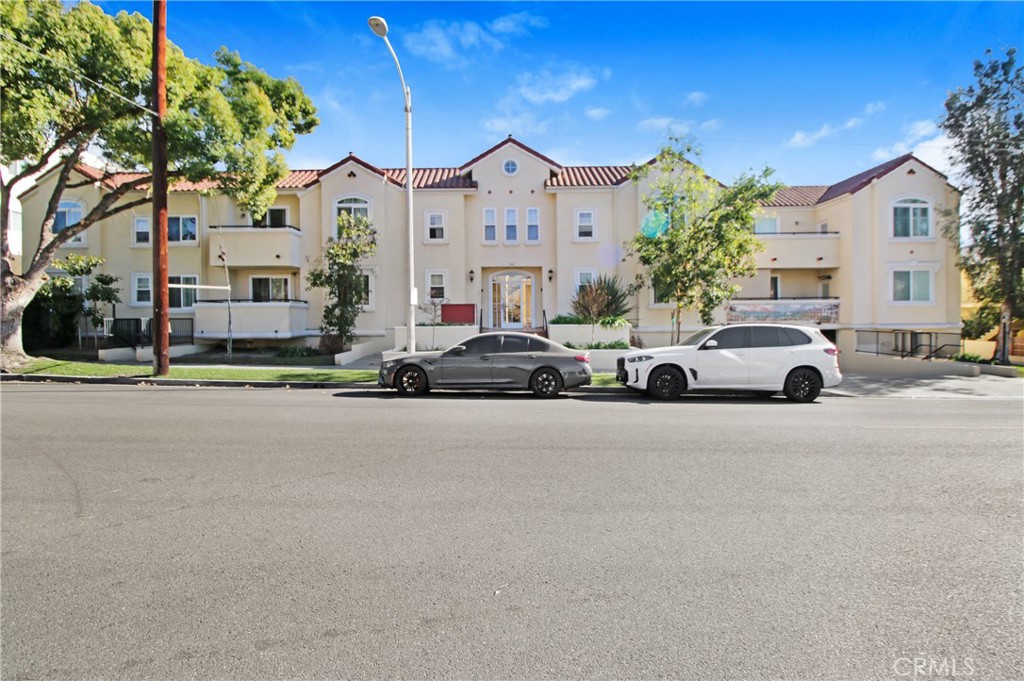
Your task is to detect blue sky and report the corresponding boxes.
[96,1,1021,187]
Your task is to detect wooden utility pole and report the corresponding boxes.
[151,0,169,375]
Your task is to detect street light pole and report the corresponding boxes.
[368,16,416,353]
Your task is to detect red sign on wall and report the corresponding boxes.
[441,303,476,324]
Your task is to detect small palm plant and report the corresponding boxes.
[570,274,633,344]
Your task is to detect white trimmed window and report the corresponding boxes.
[502,159,519,176]
[504,208,518,243]
[131,273,152,306]
[426,211,446,241]
[893,198,931,238]
[575,210,595,240]
[336,196,370,235]
[253,207,287,227]
[483,208,497,243]
[754,216,779,234]
[252,276,290,302]
[426,270,447,300]
[574,268,596,293]
[651,279,672,305]
[54,200,86,245]
[169,274,198,310]
[168,216,198,243]
[891,269,932,303]
[132,216,151,245]
[360,270,376,311]
[526,208,540,243]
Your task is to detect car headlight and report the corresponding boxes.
[626,355,654,363]
[380,360,398,370]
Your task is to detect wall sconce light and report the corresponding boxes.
[468,269,475,282]
[816,256,823,261]
[547,269,555,282]
[770,257,777,262]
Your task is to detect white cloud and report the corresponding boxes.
[700,119,722,132]
[482,110,548,137]
[403,19,504,67]
[517,68,598,104]
[489,12,549,35]
[787,101,886,148]
[638,117,694,136]
[788,124,836,148]
[871,119,951,174]
[863,101,887,116]
[684,91,709,107]
[585,107,611,121]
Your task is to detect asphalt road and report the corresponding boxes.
[2,384,1021,680]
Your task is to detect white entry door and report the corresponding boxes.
[489,271,534,329]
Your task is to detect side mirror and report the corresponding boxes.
[702,339,719,350]
[445,345,466,356]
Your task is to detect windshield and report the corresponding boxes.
[678,328,717,346]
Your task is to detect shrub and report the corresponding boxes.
[953,352,991,364]
[563,340,630,350]
[277,346,318,358]
[548,314,586,325]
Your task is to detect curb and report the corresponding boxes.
[1,373,629,393]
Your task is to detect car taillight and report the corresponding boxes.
[575,354,590,363]
[824,347,839,356]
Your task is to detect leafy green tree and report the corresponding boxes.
[21,253,113,349]
[570,274,633,343]
[306,212,377,352]
[627,138,782,343]
[941,48,1023,364]
[0,0,317,370]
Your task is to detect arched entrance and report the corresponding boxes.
[488,270,535,329]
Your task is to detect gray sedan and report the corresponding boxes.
[378,332,593,398]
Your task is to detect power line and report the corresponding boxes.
[0,31,158,117]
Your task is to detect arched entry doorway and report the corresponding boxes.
[488,270,535,329]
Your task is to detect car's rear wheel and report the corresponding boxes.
[530,368,563,398]
[783,368,821,402]
[648,366,685,400]
[395,365,428,396]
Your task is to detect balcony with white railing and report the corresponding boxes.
[754,230,840,269]
[208,225,303,268]
[193,299,310,339]
[725,298,840,326]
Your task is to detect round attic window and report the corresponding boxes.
[502,159,519,176]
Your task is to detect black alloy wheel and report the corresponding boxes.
[530,368,563,398]
[395,365,428,396]
[783,367,822,402]
[648,366,685,400]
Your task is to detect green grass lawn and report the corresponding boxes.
[14,358,621,386]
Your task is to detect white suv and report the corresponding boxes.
[616,323,842,402]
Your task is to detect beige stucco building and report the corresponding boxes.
[19,137,960,363]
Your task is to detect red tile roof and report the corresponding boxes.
[546,165,634,188]
[460,136,562,172]
[816,153,916,204]
[763,186,829,207]
[384,167,477,190]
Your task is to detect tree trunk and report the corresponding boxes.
[1,273,45,372]
[997,300,1013,364]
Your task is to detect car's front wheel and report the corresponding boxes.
[783,367,822,402]
[648,366,685,400]
[530,368,563,398]
[395,365,428,396]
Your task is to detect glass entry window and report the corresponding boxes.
[490,271,534,329]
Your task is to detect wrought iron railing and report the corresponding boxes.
[855,330,963,359]
[209,224,301,232]
[105,318,194,348]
